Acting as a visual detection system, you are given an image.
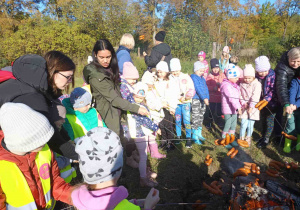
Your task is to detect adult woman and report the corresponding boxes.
[0,52,78,160]
[116,33,135,75]
[83,39,149,136]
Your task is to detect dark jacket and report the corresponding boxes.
[116,45,132,75]
[0,54,78,160]
[83,63,140,136]
[275,51,300,106]
[145,43,172,69]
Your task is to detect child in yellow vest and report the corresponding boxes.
[0,103,73,209]
[62,87,106,141]
[71,127,160,210]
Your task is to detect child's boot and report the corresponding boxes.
[296,135,300,151]
[149,142,166,159]
[283,138,292,153]
[192,128,202,145]
[197,127,206,141]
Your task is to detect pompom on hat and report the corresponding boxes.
[255,56,271,72]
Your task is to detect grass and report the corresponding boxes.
[70,59,299,209]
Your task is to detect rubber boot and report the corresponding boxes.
[197,127,206,141]
[296,135,300,151]
[192,129,202,145]
[149,143,166,159]
[283,137,292,153]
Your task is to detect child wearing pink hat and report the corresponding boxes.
[197,51,209,79]
[239,64,262,146]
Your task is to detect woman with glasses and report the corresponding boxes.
[83,39,149,137]
[0,51,78,161]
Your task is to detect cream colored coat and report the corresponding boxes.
[239,78,262,121]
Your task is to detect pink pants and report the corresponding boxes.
[134,134,156,178]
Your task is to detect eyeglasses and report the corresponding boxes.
[57,72,73,81]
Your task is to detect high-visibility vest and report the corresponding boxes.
[114,199,140,210]
[0,144,56,210]
[55,154,77,183]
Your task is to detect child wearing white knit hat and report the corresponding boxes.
[239,64,262,146]
[254,56,277,149]
[0,102,73,208]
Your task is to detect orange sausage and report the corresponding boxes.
[256,170,260,175]
[244,162,253,167]
[237,139,249,148]
[269,162,281,171]
[270,160,285,168]
[251,164,256,174]
[205,154,210,161]
[203,182,221,195]
[227,148,235,156]
[220,139,225,146]
[230,149,239,158]
[210,181,223,196]
[268,168,278,174]
[255,166,260,175]
[225,134,230,143]
[258,100,268,110]
[233,169,248,179]
[285,162,291,169]
[230,134,235,143]
[225,135,230,145]
[205,158,213,166]
[281,132,297,141]
[255,100,264,108]
[214,139,221,145]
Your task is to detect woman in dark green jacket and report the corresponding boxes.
[83,39,149,136]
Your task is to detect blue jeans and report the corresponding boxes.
[175,103,191,138]
[240,118,255,138]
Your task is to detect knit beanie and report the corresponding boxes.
[210,58,219,69]
[75,127,123,184]
[194,61,206,72]
[0,103,54,153]
[122,62,139,79]
[255,56,271,72]
[243,64,255,77]
[132,82,148,98]
[156,61,169,72]
[170,58,181,71]
[198,51,206,59]
[70,87,92,108]
[226,64,240,79]
[142,71,155,85]
[155,31,166,42]
[223,46,230,54]
[87,56,93,64]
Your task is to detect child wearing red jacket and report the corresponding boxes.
[0,103,72,210]
[206,58,225,128]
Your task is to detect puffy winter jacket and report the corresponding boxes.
[0,54,78,160]
[220,79,242,114]
[191,74,209,101]
[275,51,300,106]
[145,43,172,68]
[206,72,225,103]
[0,131,72,210]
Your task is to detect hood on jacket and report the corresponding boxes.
[71,185,128,210]
[12,54,48,93]
[153,43,171,56]
[62,98,76,115]
[116,45,131,55]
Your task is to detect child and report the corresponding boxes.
[283,76,300,153]
[120,62,141,168]
[170,58,195,148]
[126,82,163,187]
[239,64,262,146]
[206,58,225,129]
[62,87,104,141]
[229,55,243,83]
[254,56,277,149]
[190,61,209,145]
[71,126,160,210]
[197,51,209,79]
[155,61,178,151]
[220,64,242,148]
[0,103,73,209]
[219,46,231,72]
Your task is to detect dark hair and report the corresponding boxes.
[44,51,75,98]
[92,39,120,87]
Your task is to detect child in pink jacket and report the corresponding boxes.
[220,64,242,148]
[239,64,262,146]
[206,58,225,128]
[198,51,209,79]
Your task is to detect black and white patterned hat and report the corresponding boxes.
[75,127,123,184]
